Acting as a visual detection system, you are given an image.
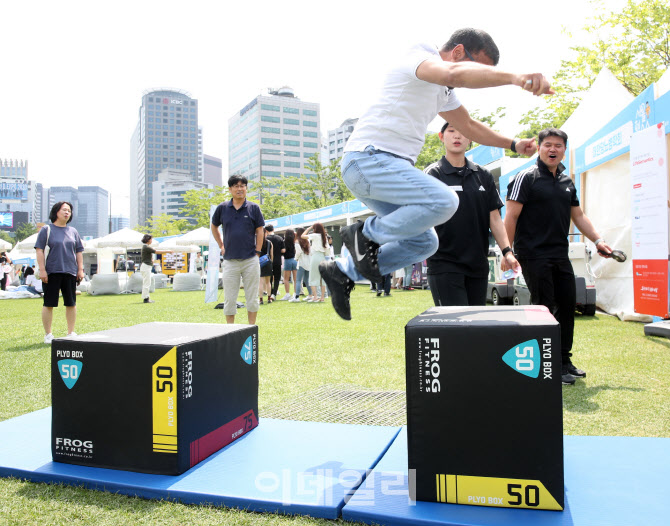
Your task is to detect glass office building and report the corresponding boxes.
[130,89,199,227]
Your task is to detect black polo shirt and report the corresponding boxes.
[211,199,265,260]
[506,159,579,259]
[425,157,503,277]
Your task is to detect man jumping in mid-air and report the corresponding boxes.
[318,28,554,320]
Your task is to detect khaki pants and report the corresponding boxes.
[223,257,260,316]
[140,263,152,299]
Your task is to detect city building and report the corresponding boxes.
[198,125,204,183]
[325,118,358,163]
[130,88,200,227]
[48,186,109,239]
[110,215,130,232]
[151,168,211,225]
[228,87,320,199]
[77,186,109,238]
[203,154,223,187]
[0,160,31,231]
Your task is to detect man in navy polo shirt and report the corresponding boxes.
[505,128,613,385]
[211,175,265,324]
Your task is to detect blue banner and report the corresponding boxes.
[0,182,28,201]
[466,145,504,167]
[575,85,655,174]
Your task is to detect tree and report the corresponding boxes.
[135,214,190,237]
[0,231,13,244]
[256,154,354,219]
[519,0,670,135]
[302,155,354,210]
[257,174,308,219]
[415,133,444,171]
[182,186,231,228]
[14,222,37,242]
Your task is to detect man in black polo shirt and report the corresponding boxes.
[211,175,265,324]
[505,128,613,385]
[265,224,285,302]
[425,122,519,306]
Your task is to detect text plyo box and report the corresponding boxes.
[52,322,258,475]
[406,306,563,510]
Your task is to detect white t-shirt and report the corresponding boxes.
[344,43,462,163]
[308,233,327,253]
[26,274,43,292]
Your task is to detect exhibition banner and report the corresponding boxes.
[206,204,221,303]
[630,123,669,316]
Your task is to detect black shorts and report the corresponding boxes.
[43,273,77,308]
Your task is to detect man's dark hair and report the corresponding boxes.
[228,174,248,187]
[265,224,274,232]
[538,128,568,147]
[141,234,152,244]
[440,121,450,134]
[49,201,74,224]
[441,28,500,66]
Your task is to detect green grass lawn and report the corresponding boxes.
[1,286,668,524]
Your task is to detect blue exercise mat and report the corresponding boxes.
[342,427,670,526]
[0,408,400,519]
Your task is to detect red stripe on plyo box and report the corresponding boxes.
[189,409,258,467]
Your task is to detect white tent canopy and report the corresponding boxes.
[96,228,157,249]
[0,239,12,251]
[174,227,210,247]
[158,238,199,252]
[17,232,40,251]
[562,68,635,149]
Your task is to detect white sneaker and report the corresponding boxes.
[288,296,300,303]
[279,293,291,301]
[44,333,54,344]
[303,296,313,302]
[270,294,276,301]
[67,332,77,337]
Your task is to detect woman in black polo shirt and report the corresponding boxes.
[424,122,519,306]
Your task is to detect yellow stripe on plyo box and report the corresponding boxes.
[152,347,178,454]
[455,475,562,510]
[446,474,457,504]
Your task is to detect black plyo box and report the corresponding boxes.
[51,322,258,475]
[406,306,564,510]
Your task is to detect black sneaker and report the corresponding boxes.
[565,363,586,378]
[561,365,577,385]
[319,260,354,321]
[143,298,154,304]
[340,221,383,283]
[561,371,576,385]
[376,290,382,297]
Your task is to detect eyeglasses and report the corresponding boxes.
[460,45,474,62]
[230,184,247,189]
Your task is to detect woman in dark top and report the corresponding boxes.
[258,229,273,304]
[34,201,85,344]
[279,229,297,301]
[140,234,173,303]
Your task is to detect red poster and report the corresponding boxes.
[633,259,669,317]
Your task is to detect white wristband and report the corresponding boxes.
[594,238,604,246]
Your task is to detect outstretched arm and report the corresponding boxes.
[416,59,553,96]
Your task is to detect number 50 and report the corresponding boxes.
[60,363,79,379]
[507,483,540,507]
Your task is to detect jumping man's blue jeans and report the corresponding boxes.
[336,147,459,282]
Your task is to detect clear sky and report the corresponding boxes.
[0,0,627,217]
